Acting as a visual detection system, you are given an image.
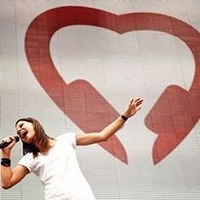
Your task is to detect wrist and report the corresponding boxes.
[1,151,11,159]
[1,158,11,167]
[121,115,128,121]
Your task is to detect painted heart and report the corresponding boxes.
[25,6,200,164]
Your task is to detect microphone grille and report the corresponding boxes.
[14,136,20,142]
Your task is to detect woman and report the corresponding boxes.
[1,98,143,200]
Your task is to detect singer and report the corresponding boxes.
[1,98,143,200]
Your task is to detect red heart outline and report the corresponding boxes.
[25,6,200,164]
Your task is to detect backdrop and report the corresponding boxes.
[0,0,200,199]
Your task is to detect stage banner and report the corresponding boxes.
[0,0,199,199]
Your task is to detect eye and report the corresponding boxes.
[19,123,24,128]
[17,123,24,130]
[16,123,24,135]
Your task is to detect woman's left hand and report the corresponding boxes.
[123,98,143,118]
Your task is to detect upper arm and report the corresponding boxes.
[76,132,105,146]
[3,164,29,189]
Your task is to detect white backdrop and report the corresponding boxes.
[0,0,200,199]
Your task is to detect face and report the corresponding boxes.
[16,120,36,143]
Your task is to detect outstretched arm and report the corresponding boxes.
[76,98,143,145]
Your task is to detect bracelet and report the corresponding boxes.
[1,158,11,167]
[121,115,128,121]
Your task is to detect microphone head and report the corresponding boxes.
[14,136,20,142]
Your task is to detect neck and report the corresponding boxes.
[33,138,55,153]
[49,138,56,148]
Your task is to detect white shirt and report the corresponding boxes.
[18,133,96,200]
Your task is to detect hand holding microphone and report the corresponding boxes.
[0,136,19,149]
[0,136,19,167]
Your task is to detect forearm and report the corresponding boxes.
[1,166,13,189]
[100,115,127,141]
[1,151,12,188]
[76,98,143,145]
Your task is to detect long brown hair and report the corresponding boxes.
[15,117,53,157]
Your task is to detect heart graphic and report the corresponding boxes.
[25,6,200,164]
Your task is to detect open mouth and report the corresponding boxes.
[20,130,28,138]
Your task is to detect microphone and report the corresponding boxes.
[0,136,20,149]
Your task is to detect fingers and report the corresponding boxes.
[131,98,143,111]
[2,137,12,143]
[1,136,16,151]
[132,98,143,106]
[124,97,144,117]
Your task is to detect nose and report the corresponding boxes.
[16,128,22,135]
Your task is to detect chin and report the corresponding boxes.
[22,138,31,143]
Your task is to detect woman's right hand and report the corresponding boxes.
[1,136,17,157]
